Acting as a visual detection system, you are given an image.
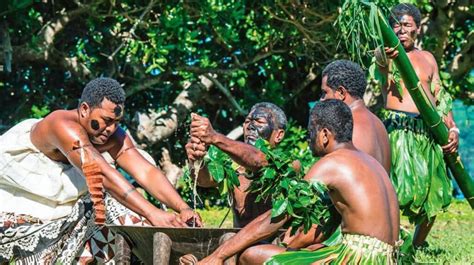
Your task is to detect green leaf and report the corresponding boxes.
[272,199,288,218]
[208,162,225,183]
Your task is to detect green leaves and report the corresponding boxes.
[204,145,240,193]
[249,138,338,234]
[272,198,288,217]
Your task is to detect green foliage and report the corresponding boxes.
[203,145,240,195]
[336,0,473,104]
[30,105,50,119]
[178,166,229,208]
[249,139,337,235]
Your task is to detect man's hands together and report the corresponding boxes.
[186,113,217,162]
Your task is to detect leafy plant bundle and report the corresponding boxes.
[249,139,339,235]
[204,145,240,195]
[183,145,240,197]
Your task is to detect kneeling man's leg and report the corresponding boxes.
[239,244,286,265]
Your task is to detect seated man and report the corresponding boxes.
[198,99,400,264]
[282,59,392,250]
[186,102,286,228]
[0,78,201,263]
[320,59,391,172]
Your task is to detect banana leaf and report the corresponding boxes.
[373,7,474,208]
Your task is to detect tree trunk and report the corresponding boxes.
[135,75,213,144]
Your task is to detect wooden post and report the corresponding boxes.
[153,232,172,265]
[114,234,131,265]
[219,232,237,265]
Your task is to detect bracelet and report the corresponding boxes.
[449,127,460,134]
[123,187,136,200]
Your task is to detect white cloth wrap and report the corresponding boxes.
[0,119,88,220]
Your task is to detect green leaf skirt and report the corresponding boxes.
[265,233,396,265]
[382,109,452,224]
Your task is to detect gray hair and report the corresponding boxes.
[249,102,287,130]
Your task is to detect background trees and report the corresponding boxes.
[1,0,472,181]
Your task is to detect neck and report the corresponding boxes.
[405,45,417,53]
[348,99,365,110]
[327,141,356,154]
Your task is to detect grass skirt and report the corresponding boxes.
[266,234,396,265]
[382,109,451,224]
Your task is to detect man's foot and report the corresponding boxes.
[414,240,429,250]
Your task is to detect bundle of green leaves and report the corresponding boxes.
[182,145,240,199]
[204,145,240,195]
[249,139,338,234]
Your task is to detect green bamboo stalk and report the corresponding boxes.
[375,9,474,208]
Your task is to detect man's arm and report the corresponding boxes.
[52,123,186,227]
[190,114,267,172]
[426,52,459,153]
[199,210,289,264]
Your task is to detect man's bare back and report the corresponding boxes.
[310,148,399,244]
[351,102,391,172]
[320,60,391,172]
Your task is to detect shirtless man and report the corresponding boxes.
[186,102,286,228]
[320,59,391,172]
[378,3,459,246]
[0,77,200,263]
[198,99,400,265]
[280,59,392,250]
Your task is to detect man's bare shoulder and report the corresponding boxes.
[409,49,437,67]
[304,152,354,185]
[37,110,88,144]
[42,109,78,127]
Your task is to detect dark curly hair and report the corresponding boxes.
[308,99,353,143]
[80,77,125,108]
[250,102,287,130]
[322,60,366,99]
[389,3,422,28]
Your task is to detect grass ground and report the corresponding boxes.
[198,200,474,264]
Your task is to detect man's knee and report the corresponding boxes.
[239,246,261,265]
[239,245,285,265]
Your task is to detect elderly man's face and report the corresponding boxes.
[243,107,275,145]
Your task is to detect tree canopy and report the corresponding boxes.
[1,0,472,171]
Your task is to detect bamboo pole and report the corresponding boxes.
[376,9,474,208]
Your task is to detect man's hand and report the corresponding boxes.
[190,113,217,145]
[384,46,399,59]
[178,208,203,227]
[185,137,207,161]
[147,209,187,227]
[442,130,459,154]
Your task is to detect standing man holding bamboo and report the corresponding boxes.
[377,3,459,247]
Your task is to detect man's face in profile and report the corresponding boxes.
[308,119,326,157]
